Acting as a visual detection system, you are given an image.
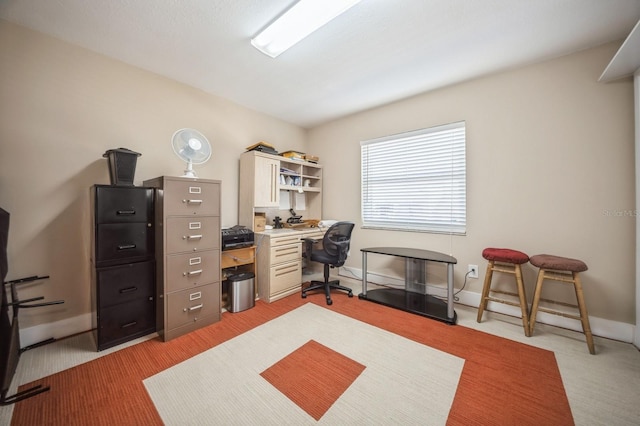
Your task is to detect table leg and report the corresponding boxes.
[447,263,454,319]
[361,251,367,296]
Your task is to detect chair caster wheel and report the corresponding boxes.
[327,299,333,305]
[348,291,353,298]
[301,293,307,299]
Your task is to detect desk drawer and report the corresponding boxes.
[221,246,255,269]
[270,243,300,265]
[166,250,220,293]
[270,261,301,295]
[166,216,220,253]
[163,180,220,216]
[166,283,220,330]
[270,234,303,247]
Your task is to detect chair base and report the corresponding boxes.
[301,279,353,306]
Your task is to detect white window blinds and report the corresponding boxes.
[361,121,466,234]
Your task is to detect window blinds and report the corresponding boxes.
[361,121,466,234]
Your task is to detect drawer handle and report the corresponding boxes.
[187,304,203,312]
[183,199,203,204]
[184,234,203,240]
[119,286,138,294]
[187,269,203,276]
[121,321,137,329]
[116,209,135,215]
[275,265,299,276]
[117,244,136,250]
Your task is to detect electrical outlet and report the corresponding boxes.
[468,264,478,279]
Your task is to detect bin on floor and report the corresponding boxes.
[227,272,255,313]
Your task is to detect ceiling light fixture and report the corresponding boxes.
[251,0,363,58]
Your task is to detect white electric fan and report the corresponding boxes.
[171,128,212,178]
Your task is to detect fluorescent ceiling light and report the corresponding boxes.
[251,0,362,58]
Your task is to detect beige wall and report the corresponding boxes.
[0,21,305,330]
[0,20,635,335]
[308,41,636,325]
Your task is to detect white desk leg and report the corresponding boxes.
[361,252,367,296]
[447,263,454,319]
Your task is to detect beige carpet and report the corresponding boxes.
[144,303,465,425]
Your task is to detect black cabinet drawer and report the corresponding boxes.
[95,223,153,265]
[94,186,153,224]
[97,261,154,308]
[96,298,155,351]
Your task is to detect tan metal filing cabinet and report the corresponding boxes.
[143,176,222,341]
[255,228,325,303]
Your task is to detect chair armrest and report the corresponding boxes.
[301,237,319,259]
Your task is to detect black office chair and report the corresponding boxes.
[301,221,355,305]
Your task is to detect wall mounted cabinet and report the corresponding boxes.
[239,151,322,231]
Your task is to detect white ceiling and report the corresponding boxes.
[1,0,639,129]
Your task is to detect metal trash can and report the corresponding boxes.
[227,272,255,313]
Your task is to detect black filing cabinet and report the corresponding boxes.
[91,185,156,351]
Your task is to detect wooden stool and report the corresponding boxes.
[529,254,595,354]
[477,248,531,336]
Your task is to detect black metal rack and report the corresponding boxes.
[1,275,64,405]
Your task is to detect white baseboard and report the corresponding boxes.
[340,266,636,343]
[20,313,92,349]
[19,266,636,348]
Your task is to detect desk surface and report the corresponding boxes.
[361,247,457,265]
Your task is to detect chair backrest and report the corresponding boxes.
[322,221,355,267]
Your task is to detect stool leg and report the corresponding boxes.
[514,264,531,337]
[573,272,595,355]
[476,261,494,323]
[529,268,545,335]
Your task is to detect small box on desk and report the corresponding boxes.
[254,213,266,232]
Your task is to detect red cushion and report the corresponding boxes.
[530,254,588,272]
[482,248,529,264]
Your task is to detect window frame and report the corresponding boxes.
[360,121,467,235]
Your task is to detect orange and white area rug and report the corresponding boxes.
[143,303,465,424]
[11,292,572,425]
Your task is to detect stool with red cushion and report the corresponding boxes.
[529,254,594,354]
[477,248,531,336]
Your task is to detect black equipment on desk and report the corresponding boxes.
[222,226,254,251]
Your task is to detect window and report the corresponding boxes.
[361,121,466,234]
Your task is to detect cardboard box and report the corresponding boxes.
[254,213,266,232]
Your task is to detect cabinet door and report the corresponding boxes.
[254,156,279,207]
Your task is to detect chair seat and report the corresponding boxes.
[482,248,529,264]
[530,254,588,272]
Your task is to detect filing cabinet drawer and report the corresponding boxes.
[270,243,301,265]
[97,261,154,308]
[270,261,301,295]
[166,216,220,253]
[94,186,153,224]
[95,223,153,265]
[166,283,220,329]
[163,180,220,216]
[97,297,155,350]
[166,250,220,293]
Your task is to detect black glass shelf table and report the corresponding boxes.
[358,247,457,324]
